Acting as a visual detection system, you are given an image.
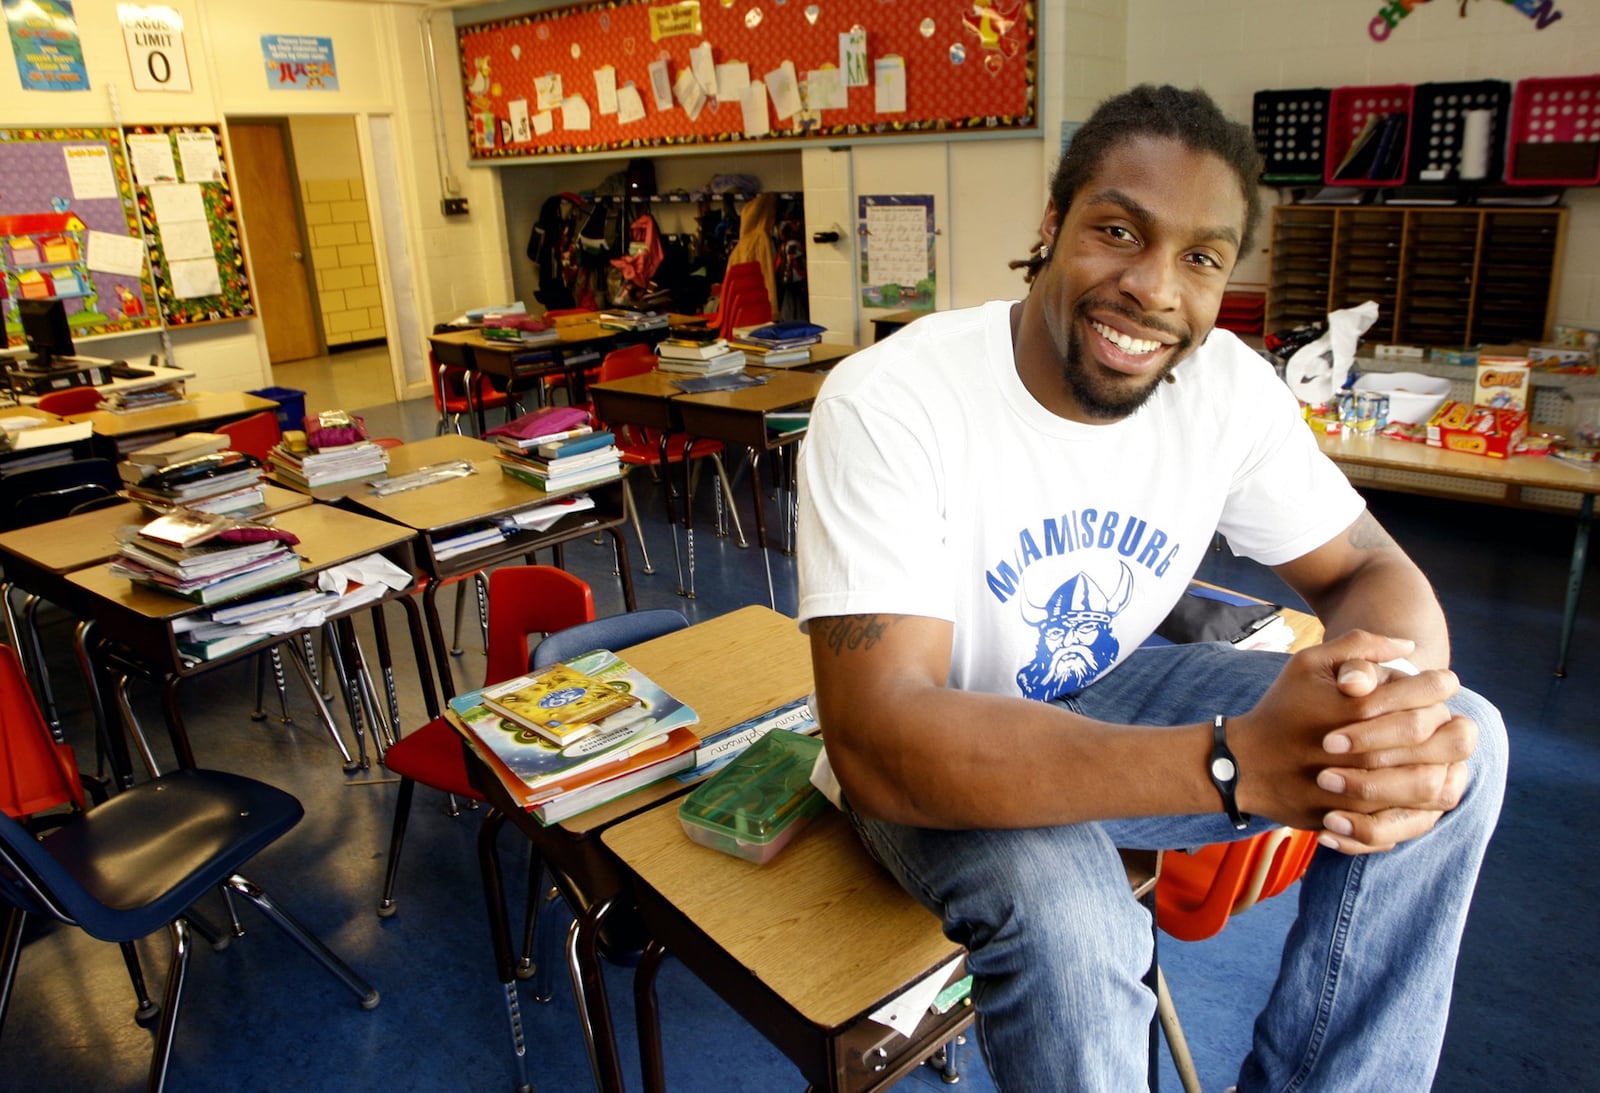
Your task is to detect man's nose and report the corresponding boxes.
[1118,251,1180,313]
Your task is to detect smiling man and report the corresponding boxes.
[797,85,1506,1092]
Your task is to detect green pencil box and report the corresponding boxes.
[678,730,826,864]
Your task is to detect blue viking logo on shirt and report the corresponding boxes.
[1015,561,1133,700]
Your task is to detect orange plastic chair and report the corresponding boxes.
[1155,828,1319,943]
[591,344,745,575]
[1153,828,1320,1093]
[34,385,104,416]
[377,565,595,931]
[216,409,282,461]
[714,262,773,340]
[0,644,159,1022]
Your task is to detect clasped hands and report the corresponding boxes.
[1232,630,1477,855]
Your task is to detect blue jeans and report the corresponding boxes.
[848,642,1507,1093]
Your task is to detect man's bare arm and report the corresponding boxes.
[808,613,1447,832]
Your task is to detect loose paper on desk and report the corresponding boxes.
[1285,300,1379,407]
[316,553,412,598]
[870,955,965,1037]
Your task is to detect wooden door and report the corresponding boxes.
[228,121,322,363]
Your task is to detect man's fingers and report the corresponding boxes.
[1325,710,1475,764]
[1317,759,1468,811]
[1315,762,1470,854]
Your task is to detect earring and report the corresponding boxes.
[1038,243,1050,260]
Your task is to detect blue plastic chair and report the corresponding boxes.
[0,758,380,1092]
[528,608,690,671]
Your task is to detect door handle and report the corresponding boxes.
[291,250,303,261]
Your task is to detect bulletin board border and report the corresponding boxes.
[0,125,163,347]
[458,0,1038,162]
[124,122,256,330]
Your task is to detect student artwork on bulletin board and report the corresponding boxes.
[0,126,161,349]
[124,123,255,328]
[858,194,935,311]
[458,0,1035,160]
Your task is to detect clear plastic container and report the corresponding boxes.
[678,730,826,864]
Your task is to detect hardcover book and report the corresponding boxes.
[480,661,645,745]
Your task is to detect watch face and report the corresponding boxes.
[1212,756,1237,783]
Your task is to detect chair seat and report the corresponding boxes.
[35,769,303,943]
[383,718,482,800]
[616,433,725,465]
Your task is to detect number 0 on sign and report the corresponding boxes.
[120,4,192,93]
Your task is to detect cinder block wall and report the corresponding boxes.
[303,177,385,346]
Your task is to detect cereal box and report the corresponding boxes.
[1425,401,1529,459]
[1474,356,1530,410]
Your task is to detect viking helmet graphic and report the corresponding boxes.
[1036,562,1134,627]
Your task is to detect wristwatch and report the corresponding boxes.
[1209,715,1250,830]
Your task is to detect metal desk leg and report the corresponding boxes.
[659,431,689,597]
[398,593,441,720]
[282,640,359,771]
[568,896,628,1093]
[1557,493,1592,678]
[477,809,533,1093]
[744,447,776,610]
[422,579,459,701]
[73,620,134,788]
[635,939,670,1093]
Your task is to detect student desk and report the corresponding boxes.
[467,605,813,1093]
[333,434,635,699]
[62,501,434,777]
[430,324,661,433]
[676,368,828,609]
[67,390,279,459]
[869,309,926,342]
[1315,429,1600,675]
[0,486,312,743]
[605,805,971,1093]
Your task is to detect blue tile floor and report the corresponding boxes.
[2,395,1596,1092]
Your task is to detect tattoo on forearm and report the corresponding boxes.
[1347,512,1397,553]
[819,615,891,656]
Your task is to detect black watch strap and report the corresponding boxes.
[1209,715,1250,830]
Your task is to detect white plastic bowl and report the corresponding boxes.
[1352,371,1453,424]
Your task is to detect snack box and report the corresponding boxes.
[1425,401,1528,459]
[678,730,826,865]
[1527,345,1596,374]
[1473,356,1530,411]
[1429,346,1479,368]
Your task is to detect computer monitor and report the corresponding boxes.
[19,297,74,368]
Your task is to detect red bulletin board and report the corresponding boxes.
[457,0,1036,160]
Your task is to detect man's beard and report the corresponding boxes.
[1062,300,1191,420]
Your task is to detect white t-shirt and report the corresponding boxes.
[796,300,1364,701]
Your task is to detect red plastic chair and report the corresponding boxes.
[216,409,282,461]
[715,262,773,340]
[591,344,746,575]
[34,385,104,416]
[377,565,596,938]
[0,644,159,1023]
[431,351,512,437]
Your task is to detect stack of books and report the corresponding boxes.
[497,430,620,492]
[109,511,302,605]
[598,309,670,332]
[655,337,746,375]
[96,378,186,413]
[169,585,335,662]
[267,437,389,489]
[448,648,701,823]
[728,325,822,368]
[119,432,268,515]
[488,405,594,456]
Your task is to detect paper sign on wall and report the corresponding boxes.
[120,4,191,92]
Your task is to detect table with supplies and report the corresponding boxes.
[1315,428,1600,674]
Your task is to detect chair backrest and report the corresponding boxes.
[530,608,690,671]
[596,343,658,385]
[716,263,773,339]
[216,410,283,461]
[0,458,122,532]
[1154,827,1319,943]
[0,645,86,820]
[484,565,597,686]
[34,385,104,416]
[0,806,81,925]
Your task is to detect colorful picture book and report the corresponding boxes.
[479,660,645,745]
[448,648,701,818]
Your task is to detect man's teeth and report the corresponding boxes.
[1091,320,1160,355]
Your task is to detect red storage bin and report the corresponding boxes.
[1325,84,1414,186]
[1505,74,1600,186]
